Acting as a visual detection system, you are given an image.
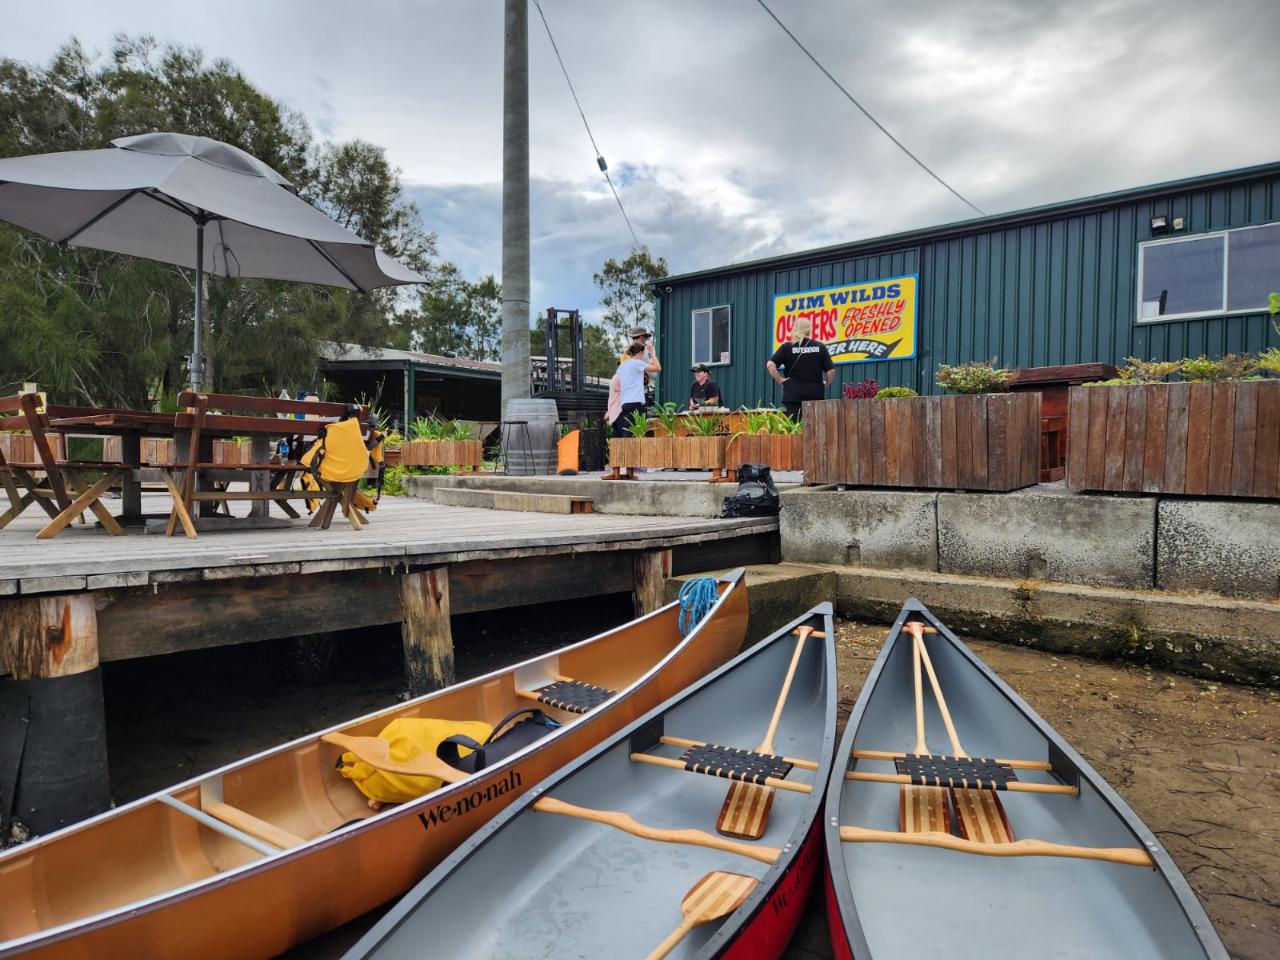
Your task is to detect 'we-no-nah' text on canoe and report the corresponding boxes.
[417,769,524,831]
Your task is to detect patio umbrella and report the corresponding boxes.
[0,132,426,389]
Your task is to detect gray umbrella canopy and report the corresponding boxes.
[0,132,426,388]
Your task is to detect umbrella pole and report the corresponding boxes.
[190,219,206,392]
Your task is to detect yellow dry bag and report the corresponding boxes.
[338,717,493,804]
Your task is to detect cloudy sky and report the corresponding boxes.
[7,0,1280,326]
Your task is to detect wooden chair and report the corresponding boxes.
[164,392,370,538]
[0,393,126,538]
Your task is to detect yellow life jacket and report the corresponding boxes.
[300,415,385,512]
[338,717,493,804]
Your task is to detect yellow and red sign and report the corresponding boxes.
[772,274,918,364]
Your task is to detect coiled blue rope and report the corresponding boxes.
[677,577,719,637]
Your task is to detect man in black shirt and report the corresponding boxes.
[767,317,835,420]
[688,363,721,409]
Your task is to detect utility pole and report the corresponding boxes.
[500,0,531,416]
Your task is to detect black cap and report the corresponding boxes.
[691,363,709,373]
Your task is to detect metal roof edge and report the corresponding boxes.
[654,159,1280,288]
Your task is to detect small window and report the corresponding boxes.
[692,305,731,365]
[1138,221,1280,322]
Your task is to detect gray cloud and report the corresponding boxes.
[6,0,1280,325]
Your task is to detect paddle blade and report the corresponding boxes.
[717,781,775,840]
[682,870,758,920]
[900,785,951,834]
[950,787,1014,844]
[646,871,758,960]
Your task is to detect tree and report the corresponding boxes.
[592,247,668,352]
[0,37,448,404]
[407,266,502,361]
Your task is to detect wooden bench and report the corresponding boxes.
[0,393,127,538]
[166,392,374,538]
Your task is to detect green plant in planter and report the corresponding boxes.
[1180,353,1258,382]
[624,409,651,438]
[1119,357,1182,383]
[1257,347,1280,375]
[410,415,438,440]
[740,408,773,434]
[935,359,1011,393]
[874,386,919,399]
[766,411,803,434]
[443,419,474,441]
[653,402,681,435]
[687,413,725,437]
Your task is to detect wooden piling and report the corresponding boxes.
[632,549,672,617]
[0,593,110,835]
[400,567,455,695]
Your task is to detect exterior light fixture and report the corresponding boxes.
[1150,215,1170,234]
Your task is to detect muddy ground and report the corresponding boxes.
[102,606,1278,959]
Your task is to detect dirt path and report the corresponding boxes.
[803,619,1280,960]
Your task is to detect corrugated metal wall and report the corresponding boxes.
[657,171,1280,406]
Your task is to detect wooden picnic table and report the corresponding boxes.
[42,409,334,528]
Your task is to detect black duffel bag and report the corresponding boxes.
[721,463,779,518]
[436,707,561,773]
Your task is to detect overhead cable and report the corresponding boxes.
[754,0,985,216]
[531,0,643,248]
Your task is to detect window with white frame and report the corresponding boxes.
[692,305,731,365]
[1138,222,1280,322]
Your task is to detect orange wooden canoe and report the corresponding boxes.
[0,571,747,959]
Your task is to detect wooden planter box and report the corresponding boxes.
[1066,381,1280,497]
[725,433,803,471]
[608,436,672,468]
[400,439,483,469]
[608,435,729,479]
[212,440,254,465]
[802,393,1041,491]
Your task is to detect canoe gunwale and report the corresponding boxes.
[822,598,1229,960]
[0,570,747,958]
[348,601,839,960]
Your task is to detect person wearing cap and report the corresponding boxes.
[688,363,721,410]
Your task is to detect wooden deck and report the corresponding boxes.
[0,493,775,596]
[0,492,776,668]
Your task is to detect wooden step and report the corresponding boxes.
[432,486,593,514]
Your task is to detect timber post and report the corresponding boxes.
[0,593,111,837]
[632,549,672,617]
[400,566,455,695]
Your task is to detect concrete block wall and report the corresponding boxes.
[780,484,1280,602]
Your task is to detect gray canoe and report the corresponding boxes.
[824,598,1227,959]
[346,604,837,959]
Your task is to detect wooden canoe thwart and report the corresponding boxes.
[801,394,1041,491]
[1066,381,1280,498]
[824,599,1228,960]
[0,572,749,960]
[343,608,838,960]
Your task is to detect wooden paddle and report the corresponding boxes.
[533,797,779,864]
[717,625,814,840]
[905,624,1015,843]
[644,871,759,960]
[900,622,951,834]
[320,731,468,783]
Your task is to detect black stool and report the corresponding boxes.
[500,419,534,475]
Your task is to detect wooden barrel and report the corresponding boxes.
[503,399,558,475]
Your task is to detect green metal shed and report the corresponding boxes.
[653,161,1280,407]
